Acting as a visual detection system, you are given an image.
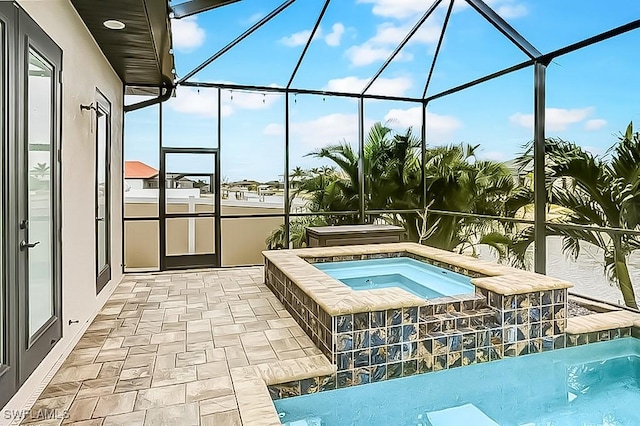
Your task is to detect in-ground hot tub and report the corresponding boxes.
[263,243,573,392]
[314,257,474,299]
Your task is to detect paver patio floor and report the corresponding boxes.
[20,267,322,425]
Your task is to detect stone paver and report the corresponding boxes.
[20,267,326,426]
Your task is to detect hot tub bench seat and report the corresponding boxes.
[262,243,630,399]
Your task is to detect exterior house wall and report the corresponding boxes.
[4,0,124,412]
[125,178,144,190]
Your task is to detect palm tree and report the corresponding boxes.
[511,123,640,309]
[267,122,519,256]
[265,216,327,249]
[412,144,520,252]
[29,162,51,190]
[290,166,306,189]
[308,122,422,221]
[303,122,518,253]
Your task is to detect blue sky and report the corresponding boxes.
[125,0,640,182]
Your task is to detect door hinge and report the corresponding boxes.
[59,69,63,84]
[57,149,62,163]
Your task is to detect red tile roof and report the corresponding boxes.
[125,161,158,179]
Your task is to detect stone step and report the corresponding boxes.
[422,293,490,317]
[422,308,498,333]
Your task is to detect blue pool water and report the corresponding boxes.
[314,257,473,299]
[275,338,640,425]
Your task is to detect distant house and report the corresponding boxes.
[166,173,195,189]
[232,179,257,187]
[264,180,284,189]
[124,161,196,190]
[125,161,159,189]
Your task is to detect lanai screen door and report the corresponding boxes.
[160,148,220,270]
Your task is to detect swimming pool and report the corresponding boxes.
[275,338,640,425]
[314,257,474,299]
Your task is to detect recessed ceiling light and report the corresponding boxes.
[103,20,125,30]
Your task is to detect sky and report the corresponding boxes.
[125,0,640,182]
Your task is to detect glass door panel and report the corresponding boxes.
[164,153,216,215]
[97,111,107,271]
[165,175,215,214]
[0,17,5,372]
[96,97,110,293]
[26,48,54,338]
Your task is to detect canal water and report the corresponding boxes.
[478,236,640,307]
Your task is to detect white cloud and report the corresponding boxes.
[263,123,284,136]
[508,112,532,129]
[325,23,346,47]
[266,108,460,150]
[384,107,462,142]
[454,0,528,18]
[545,107,594,131]
[245,12,264,24]
[479,151,508,161]
[370,21,441,45]
[510,107,595,132]
[280,29,321,47]
[291,114,365,148]
[495,3,528,19]
[356,0,430,20]
[345,44,413,67]
[359,0,528,20]
[325,76,412,96]
[166,87,226,118]
[583,146,604,156]
[585,119,607,131]
[345,19,442,67]
[167,86,278,118]
[171,17,205,53]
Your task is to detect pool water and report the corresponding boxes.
[314,257,473,299]
[275,338,640,426]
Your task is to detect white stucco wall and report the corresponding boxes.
[125,178,144,190]
[5,0,124,413]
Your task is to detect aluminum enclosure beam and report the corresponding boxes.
[421,103,427,209]
[541,19,640,63]
[284,92,291,247]
[358,98,365,223]
[181,81,427,103]
[464,0,541,59]
[172,0,241,19]
[361,0,443,95]
[287,0,331,89]
[425,59,533,102]
[178,0,297,84]
[533,62,547,274]
[423,0,454,99]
